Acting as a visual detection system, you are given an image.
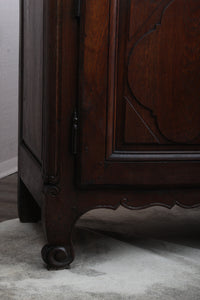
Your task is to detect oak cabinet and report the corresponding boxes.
[18,0,200,269]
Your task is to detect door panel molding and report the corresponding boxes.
[79,0,200,186]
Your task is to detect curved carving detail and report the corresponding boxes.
[128,0,200,143]
[43,184,60,197]
[77,193,200,218]
[120,198,189,210]
[41,245,74,270]
[78,199,200,217]
[129,0,171,41]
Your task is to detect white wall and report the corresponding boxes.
[0,0,19,178]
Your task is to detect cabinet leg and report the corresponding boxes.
[18,178,41,223]
[41,196,75,270]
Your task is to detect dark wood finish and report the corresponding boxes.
[79,0,200,186]
[18,0,200,269]
[22,0,44,161]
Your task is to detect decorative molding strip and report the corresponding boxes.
[0,156,18,179]
[42,0,62,184]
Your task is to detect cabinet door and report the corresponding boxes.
[78,0,200,187]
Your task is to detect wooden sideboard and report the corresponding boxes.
[18,0,200,269]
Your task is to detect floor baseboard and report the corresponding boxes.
[0,157,18,179]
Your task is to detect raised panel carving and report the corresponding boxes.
[129,0,165,39]
[110,0,200,150]
[128,0,200,144]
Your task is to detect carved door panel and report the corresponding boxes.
[79,0,200,187]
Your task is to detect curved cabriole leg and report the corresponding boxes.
[18,177,41,223]
[42,187,76,270]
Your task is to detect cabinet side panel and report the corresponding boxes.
[22,0,43,161]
